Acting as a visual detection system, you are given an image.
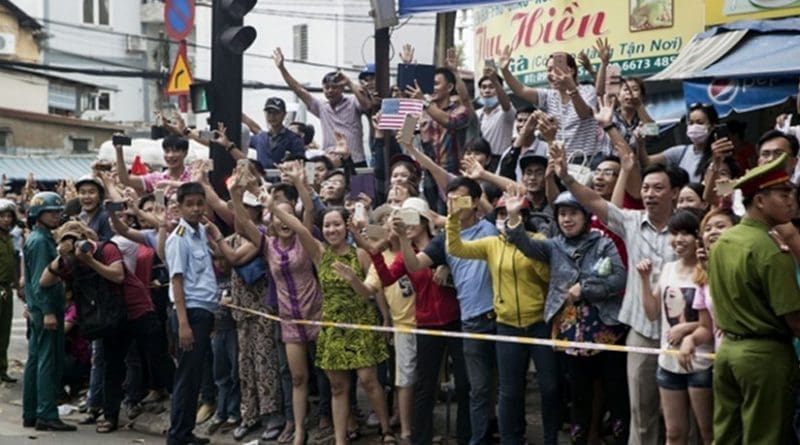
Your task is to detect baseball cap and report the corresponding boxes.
[264,97,286,112]
[359,63,376,81]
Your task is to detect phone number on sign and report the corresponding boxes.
[516,55,677,87]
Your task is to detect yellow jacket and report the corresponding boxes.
[446,214,550,328]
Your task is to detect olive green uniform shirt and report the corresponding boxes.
[0,234,14,284]
[23,226,64,315]
[709,217,800,338]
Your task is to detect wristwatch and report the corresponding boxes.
[566,89,577,98]
[422,99,431,110]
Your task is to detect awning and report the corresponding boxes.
[683,77,797,118]
[0,156,96,182]
[648,30,747,81]
[694,33,800,79]
[399,0,515,15]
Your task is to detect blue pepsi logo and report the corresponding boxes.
[707,79,738,105]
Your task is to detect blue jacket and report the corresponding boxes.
[506,222,626,325]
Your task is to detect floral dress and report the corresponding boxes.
[315,246,388,371]
[553,301,628,357]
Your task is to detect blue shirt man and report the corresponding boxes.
[165,182,218,445]
[250,97,305,169]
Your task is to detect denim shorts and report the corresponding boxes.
[656,365,713,390]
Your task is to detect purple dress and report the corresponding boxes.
[264,234,322,343]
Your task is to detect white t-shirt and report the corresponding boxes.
[477,104,516,156]
[657,261,713,374]
[662,144,705,183]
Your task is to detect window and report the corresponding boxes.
[83,0,110,26]
[95,92,111,111]
[72,138,91,153]
[48,84,77,113]
[0,130,8,151]
[293,24,308,62]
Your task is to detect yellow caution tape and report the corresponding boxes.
[224,303,715,360]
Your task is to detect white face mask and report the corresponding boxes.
[495,218,507,234]
[686,124,710,145]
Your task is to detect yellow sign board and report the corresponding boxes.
[474,0,705,86]
[166,51,192,95]
[705,0,800,26]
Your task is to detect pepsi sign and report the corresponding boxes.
[684,77,797,118]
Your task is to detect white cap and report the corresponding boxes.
[242,191,261,207]
[305,149,326,160]
[401,197,430,215]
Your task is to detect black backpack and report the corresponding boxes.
[71,241,127,340]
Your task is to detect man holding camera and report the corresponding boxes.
[21,191,76,431]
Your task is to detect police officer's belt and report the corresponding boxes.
[723,331,791,343]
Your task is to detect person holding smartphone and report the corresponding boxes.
[476,61,515,163]
[500,47,601,164]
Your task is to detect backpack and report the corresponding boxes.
[71,241,128,340]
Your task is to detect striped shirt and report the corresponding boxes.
[309,95,366,164]
[537,84,601,158]
[606,204,675,339]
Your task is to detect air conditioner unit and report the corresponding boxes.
[126,34,145,53]
[0,33,16,56]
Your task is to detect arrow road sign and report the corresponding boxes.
[165,0,195,41]
[166,43,192,96]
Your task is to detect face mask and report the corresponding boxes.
[686,124,709,145]
[495,218,507,233]
[480,96,498,109]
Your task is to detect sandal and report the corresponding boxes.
[381,431,398,445]
[347,427,361,442]
[96,419,118,434]
[277,423,295,444]
[312,425,334,442]
[79,409,102,425]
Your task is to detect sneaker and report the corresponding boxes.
[206,417,225,435]
[366,411,380,427]
[196,403,216,425]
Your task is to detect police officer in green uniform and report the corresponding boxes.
[0,199,20,383]
[708,153,800,444]
[21,191,76,431]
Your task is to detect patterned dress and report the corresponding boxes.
[316,246,388,371]
[229,235,281,422]
[265,234,322,343]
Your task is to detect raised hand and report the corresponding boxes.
[552,66,577,92]
[594,95,615,128]
[503,185,526,216]
[535,111,558,143]
[445,47,458,72]
[211,122,232,148]
[620,150,636,173]
[499,45,512,71]
[460,156,484,180]
[710,136,734,161]
[400,43,415,64]
[332,261,359,283]
[273,47,285,68]
[577,51,593,76]
[404,80,424,100]
[636,258,653,278]
[595,37,611,64]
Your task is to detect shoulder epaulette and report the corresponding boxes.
[176,226,186,237]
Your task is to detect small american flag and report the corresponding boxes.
[378,98,424,130]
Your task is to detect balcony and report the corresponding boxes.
[141,0,164,24]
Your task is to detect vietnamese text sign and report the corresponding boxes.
[474,0,704,86]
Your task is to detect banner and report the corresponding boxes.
[683,77,799,118]
[474,0,704,87]
[705,0,800,26]
[399,0,518,15]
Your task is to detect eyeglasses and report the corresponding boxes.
[593,168,618,178]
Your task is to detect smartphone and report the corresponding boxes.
[105,201,126,212]
[112,135,132,146]
[400,114,418,146]
[640,122,660,137]
[206,159,214,172]
[365,224,388,240]
[398,208,420,226]
[154,189,165,208]
[714,123,730,140]
[484,58,496,71]
[452,196,473,211]
[354,202,367,222]
[552,53,568,71]
[305,161,316,184]
[605,64,622,96]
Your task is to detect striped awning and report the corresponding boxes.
[0,155,96,182]
[648,30,748,81]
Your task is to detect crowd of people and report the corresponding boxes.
[2,39,800,445]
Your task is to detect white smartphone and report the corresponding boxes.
[354,202,367,222]
[154,189,165,208]
[400,113,418,146]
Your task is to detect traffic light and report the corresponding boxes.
[208,0,257,199]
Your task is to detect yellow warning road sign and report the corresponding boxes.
[166,51,192,95]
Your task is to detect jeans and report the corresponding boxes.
[200,347,215,406]
[462,312,497,445]
[412,321,470,445]
[213,328,241,421]
[123,341,146,405]
[103,311,168,422]
[495,322,560,445]
[167,308,215,445]
[87,339,105,410]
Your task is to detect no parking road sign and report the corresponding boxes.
[165,0,195,41]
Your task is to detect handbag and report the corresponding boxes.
[234,255,267,285]
[567,150,593,186]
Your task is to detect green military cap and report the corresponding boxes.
[735,153,793,198]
